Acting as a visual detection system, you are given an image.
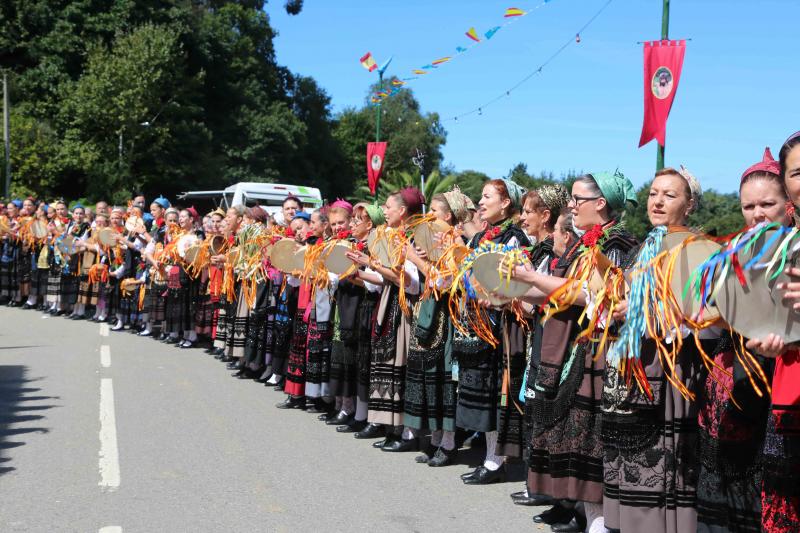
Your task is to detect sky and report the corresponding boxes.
[263,0,800,193]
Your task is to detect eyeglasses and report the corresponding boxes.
[569,195,601,206]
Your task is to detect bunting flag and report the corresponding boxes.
[485,26,501,40]
[456,46,467,53]
[391,80,405,86]
[432,57,451,66]
[639,40,686,147]
[412,69,428,75]
[465,27,481,42]
[360,52,377,72]
[504,7,526,17]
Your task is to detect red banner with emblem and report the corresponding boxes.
[639,40,686,148]
[367,142,388,195]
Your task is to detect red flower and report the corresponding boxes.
[549,257,559,271]
[337,230,351,240]
[285,227,295,238]
[581,224,604,247]
[356,242,365,252]
[492,226,501,237]
[304,230,315,240]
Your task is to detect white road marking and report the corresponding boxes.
[100,345,111,368]
[99,527,122,533]
[100,323,109,336]
[99,378,120,490]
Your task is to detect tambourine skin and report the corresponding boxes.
[471,251,532,300]
[413,219,449,262]
[714,230,800,342]
[269,238,301,273]
[323,243,354,276]
[367,229,394,269]
[666,238,721,322]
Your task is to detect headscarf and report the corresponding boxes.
[500,179,526,209]
[71,203,85,212]
[10,199,22,209]
[677,165,703,214]
[365,204,386,226]
[186,206,200,221]
[329,198,354,215]
[153,196,170,209]
[742,147,780,180]
[293,211,311,222]
[210,208,226,218]
[399,187,425,215]
[442,186,473,224]
[591,169,638,211]
[536,183,570,215]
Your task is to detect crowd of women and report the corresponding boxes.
[1,130,799,533]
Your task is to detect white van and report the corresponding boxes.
[179,182,323,222]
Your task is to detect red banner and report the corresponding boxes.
[639,40,686,148]
[367,142,387,195]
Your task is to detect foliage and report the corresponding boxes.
[353,169,455,206]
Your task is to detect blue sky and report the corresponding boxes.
[264,0,799,193]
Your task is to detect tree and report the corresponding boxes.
[353,169,455,206]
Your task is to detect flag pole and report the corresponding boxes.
[656,0,670,171]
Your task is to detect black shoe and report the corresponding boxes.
[155,332,168,341]
[325,412,352,426]
[275,396,306,410]
[306,398,335,415]
[460,468,479,480]
[532,505,574,525]
[235,368,258,379]
[462,465,506,485]
[372,438,392,449]
[163,336,180,344]
[220,355,235,363]
[213,352,226,360]
[56,309,69,316]
[337,419,367,433]
[21,303,33,310]
[212,347,225,356]
[415,444,438,464]
[354,423,386,440]
[510,491,554,507]
[550,517,586,533]
[225,361,241,370]
[382,437,418,453]
[428,447,457,467]
[8,300,19,307]
[179,340,195,349]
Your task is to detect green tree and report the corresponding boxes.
[353,169,455,206]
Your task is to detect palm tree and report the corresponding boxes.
[354,170,456,205]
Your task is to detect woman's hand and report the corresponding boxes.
[611,300,628,322]
[745,334,786,359]
[346,250,370,268]
[779,267,800,310]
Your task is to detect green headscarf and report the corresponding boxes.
[365,203,386,226]
[591,169,638,211]
[500,178,527,210]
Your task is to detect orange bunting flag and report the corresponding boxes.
[432,57,451,66]
[504,7,526,18]
[413,69,428,75]
[465,27,481,42]
[360,52,377,72]
[392,80,405,86]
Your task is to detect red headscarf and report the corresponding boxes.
[741,147,780,181]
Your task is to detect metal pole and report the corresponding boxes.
[3,71,10,198]
[656,0,670,171]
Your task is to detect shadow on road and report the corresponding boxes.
[0,365,57,475]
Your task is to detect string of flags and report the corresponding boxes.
[442,0,615,123]
[360,2,554,104]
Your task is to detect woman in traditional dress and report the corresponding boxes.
[508,172,638,531]
[14,198,36,307]
[336,203,385,434]
[276,211,314,409]
[0,200,21,305]
[508,184,571,506]
[45,201,70,315]
[402,188,472,466]
[164,209,201,347]
[27,202,52,310]
[138,197,171,337]
[693,150,789,533]
[601,167,710,533]
[346,188,423,451]
[748,131,800,533]
[455,178,531,484]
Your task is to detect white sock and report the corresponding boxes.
[184,330,197,342]
[583,502,603,532]
[483,431,503,470]
[169,331,180,339]
[355,398,368,422]
[402,427,417,440]
[441,430,456,451]
[430,429,443,447]
[73,303,84,316]
[267,374,281,385]
[26,296,36,306]
[342,396,355,415]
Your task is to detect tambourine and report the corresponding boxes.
[0,216,10,234]
[184,245,200,265]
[56,235,76,255]
[413,219,450,262]
[31,220,49,240]
[367,228,397,269]
[660,231,721,323]
[125,216,145,234]
[97,228,119,247]
[323,242,355,276]
[269,238,302,273]
[209,234,228,255]
[176,234,199,259]
[712,229,800,342]
[471,251,532,301]
[80,250,96,275]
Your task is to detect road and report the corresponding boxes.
[0,306,550,532]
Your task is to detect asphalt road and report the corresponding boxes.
[0,306,550,532]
